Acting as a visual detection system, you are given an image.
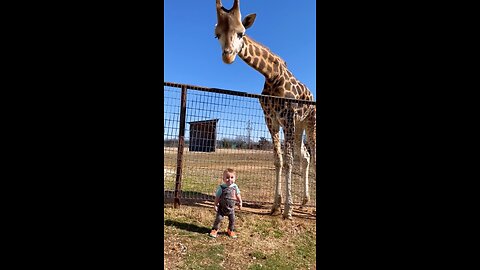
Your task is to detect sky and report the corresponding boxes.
[164,1,316,142]
[164,0,316,98]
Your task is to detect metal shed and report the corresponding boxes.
[188,119,219,152]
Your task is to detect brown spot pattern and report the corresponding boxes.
[292,86,299,96]
[259,59,265,71]
[237,40,314,138]
[284,81,291,91]
[262,49,268,58]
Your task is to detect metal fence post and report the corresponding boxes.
[174,85,187,208]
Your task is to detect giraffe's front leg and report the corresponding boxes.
[270,131,282,216]
[283,139,294,220]
[283,109,295,220]
[271,156,282,216]
[263,112,282,216]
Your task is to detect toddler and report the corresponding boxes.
[209,168,242,238]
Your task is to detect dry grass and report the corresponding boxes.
[164,147,316,207]
[164,201,316,270]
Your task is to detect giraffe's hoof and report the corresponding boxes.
[302,197,310,206]
[270,207,282,216]
[282,206,293,219]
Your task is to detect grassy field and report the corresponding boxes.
[164,201,316,270]
[164,147,316,206]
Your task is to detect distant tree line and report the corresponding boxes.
[164,137,273,150]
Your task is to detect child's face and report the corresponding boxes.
[223,172,236,186]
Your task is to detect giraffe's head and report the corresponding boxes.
[215,0,256,64]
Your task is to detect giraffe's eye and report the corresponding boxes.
[237,32,244,38]
[215,34,220,39]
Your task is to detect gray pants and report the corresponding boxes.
[212,208,235,231]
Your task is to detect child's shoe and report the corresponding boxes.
[227,229,237,238]
[209,229,218,238]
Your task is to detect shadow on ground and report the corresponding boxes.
[164,197,316,220]
[164,219,211,234]
[164,190,215,201]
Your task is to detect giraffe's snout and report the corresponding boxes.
[222,50,236,64]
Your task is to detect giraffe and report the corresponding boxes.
[214,0,316,219]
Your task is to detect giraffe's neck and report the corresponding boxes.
[238,36,287,82]
[237,36,314,100]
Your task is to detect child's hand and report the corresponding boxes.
[238,204,242,210]
[214,205,218,212]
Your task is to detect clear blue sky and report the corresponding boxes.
[164,0,316,99]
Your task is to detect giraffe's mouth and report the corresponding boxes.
[222,53,236,64]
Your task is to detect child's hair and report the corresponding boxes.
[218,168,236,185]
[223,168,236,176]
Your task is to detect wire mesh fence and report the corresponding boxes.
[164,82,316,208]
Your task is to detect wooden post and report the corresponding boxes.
[174,85,187,208]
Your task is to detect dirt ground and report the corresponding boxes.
[167,198,316,217]
[164,200,316,270]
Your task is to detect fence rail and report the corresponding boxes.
[164,82,316,105]
[164,82,316,209]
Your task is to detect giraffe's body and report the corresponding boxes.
[214,0,316,219]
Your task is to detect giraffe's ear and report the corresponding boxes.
[242,13,256,29]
